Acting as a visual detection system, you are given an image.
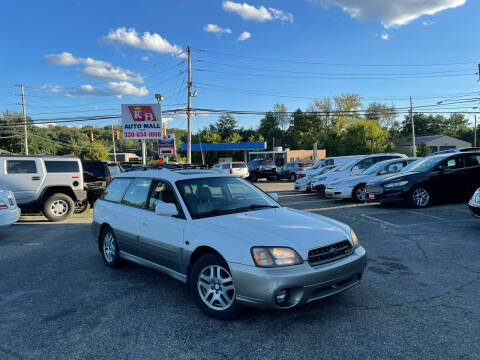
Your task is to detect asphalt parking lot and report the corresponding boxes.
[1,181,479,360]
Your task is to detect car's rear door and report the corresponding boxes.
[137,180,186,272]
[0,158,45,203]
[463,154,480,198]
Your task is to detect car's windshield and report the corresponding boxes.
[311,159,324,169]
[362,161,390,175]
[338,160,357,171]
[176,177,278,219]
[403,156,447,172]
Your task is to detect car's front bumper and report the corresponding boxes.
[0,207,21,227]
[325,186,351,199]
[229,246,367,309]
[366,185,409,204]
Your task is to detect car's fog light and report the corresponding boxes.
[276,289,289,305]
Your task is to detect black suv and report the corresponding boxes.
[77,161,113,212]
[247,158,277,182]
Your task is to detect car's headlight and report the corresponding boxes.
[384,180,408,188]
[251,247,303,267]
[472,188,480,202]
[350,229,360,248]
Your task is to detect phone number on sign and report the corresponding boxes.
[124,131,163,138]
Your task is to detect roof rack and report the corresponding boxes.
[124,163,209,172]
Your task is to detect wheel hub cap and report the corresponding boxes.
[197,265,235,311]
[103,233,115,262]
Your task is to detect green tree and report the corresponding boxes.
[258,111,283,149]
[210,114,237,140]
[340,119,390,155]
[78,142,109,160]
[416,143,431,157]
[365,102,397,130]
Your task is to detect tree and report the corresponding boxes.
[273,103,290,131]
[417,143,431,157]
[340,119,390,155]
[78,142,109,160]
[365,102,397,130]
[258,112,283,149]
[210,114,237,140]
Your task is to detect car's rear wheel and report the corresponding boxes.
[250,172,258,182]
[352,184,367,202]
[409,186,432,208]
[74,200,90,214]
[43,193,74,222]
[189,252,241,320]
[289,173,296,182]
[101,227,121,268]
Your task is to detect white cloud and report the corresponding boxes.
[222,1,293,23]
[203,24,232,35]
[422,20,435,26]
[82,65,144,83]
[107,81,149,97]
[141,55,150,61]
[310,0,466,28]
[44,52,81,66]
[101,27,184,56]
[381,33,389,40]
[237,31,252,41]
[41,84,62,93]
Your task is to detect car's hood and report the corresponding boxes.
[197,207,351,259]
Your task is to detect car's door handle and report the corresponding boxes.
[142,222,148,228]
[31,176,41,181]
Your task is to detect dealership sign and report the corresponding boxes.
[121,104,163,139]
[158,134,176,156]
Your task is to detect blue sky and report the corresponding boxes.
[1,0,479,131]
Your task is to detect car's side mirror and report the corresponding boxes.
[268,192,279,202]
[378,170,386,175]
[438,165,448,172]
[155,201,178,217]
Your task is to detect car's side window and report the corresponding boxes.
[442,156,465,169]
[385,162,404,173]
[6,160,37,174]
[357,158,375,170]
[147,181,182,213]
[465,155,480,167]
[102,178,132,202]
[121,178,152,208]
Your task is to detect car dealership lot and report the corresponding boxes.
[1,182,479,359]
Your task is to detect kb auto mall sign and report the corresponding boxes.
[121,104,163,140]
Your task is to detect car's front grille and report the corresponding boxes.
[366,185,383,194]
[308,240,353,266]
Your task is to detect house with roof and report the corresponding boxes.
[394,135,471,155]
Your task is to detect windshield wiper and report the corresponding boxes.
[194,204,278,219]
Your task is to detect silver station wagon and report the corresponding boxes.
[92,168,367,319]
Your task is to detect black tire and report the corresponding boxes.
[408,185,432,208]
[100,226,121,268]
[189,252,241,320]
[74,200,90,214]
[250,172,258,182]
[352,184,367,203]
[42,193,74,222]
[289,173,296,182]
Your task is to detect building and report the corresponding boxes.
[109,152,140,163]
[395,135,471,154]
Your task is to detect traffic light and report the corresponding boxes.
[115,130,120,140]
[89,132,94,143]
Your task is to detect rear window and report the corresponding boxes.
[6,160,37,174]
[45,161,79,173]
[102,178,132,203]
[232,163,247,168]
[83,162,107,177]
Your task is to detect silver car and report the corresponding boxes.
[92,169,367,319]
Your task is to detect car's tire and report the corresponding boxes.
[289,173,296,182]
[74,200,90,214]
[409,185,432,208]
[250,172,258,182]
[100,226,121,268]
[189,252,241,320]
[352,184,367,203]
[43,193,74,222]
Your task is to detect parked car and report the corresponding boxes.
[366,152,480,208]
[212,162,249,178]
[295,165,337,193]
[468,188,480,218]
[92,169,367,319]
[0,190,21,227]
[0,155,86,221]
[108,163,123,178]
[78,160,114,213]
[312,153,407,196]
[307,156,364,176]
[247,158,277,182]
[429,147,480,156]
[277,162,309,182]
[325,158,418,202]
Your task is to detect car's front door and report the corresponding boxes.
[433,155,467,200]
[463,154,480,198]
[137,180,186,272]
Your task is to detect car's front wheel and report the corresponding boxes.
[289,173,296,182]
[101,227,121,268]
[353,184,367,202]
[409,186,432,208]
[250,172,258,182]
[189,253,241,319]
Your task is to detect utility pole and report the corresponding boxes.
[111,124,117,163]
[16,84,28,155]
[410,96,416,157]
[187,45,192,164]
[474,115,477,147]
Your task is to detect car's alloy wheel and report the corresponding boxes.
[101,227,121,268]
[197,265,235,311]
[189,253,241,319]
[411,187,431,208]
[353,185,367,202]
[74,200,90,214]
[289,173,296,182]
